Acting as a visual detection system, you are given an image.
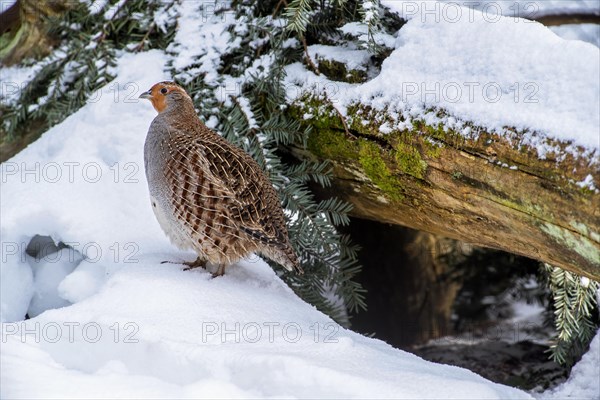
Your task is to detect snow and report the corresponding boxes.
[538,329,600,399]
[1,0,17,11]
[383,2,599,154]
[168,1,239,85]
[576,174,598,192]
[339,22,397,48]
[1,260,533,399]
[103,0,126,20]
[308,45,371,71]
[286,1,600,161]
[427,297,549,348]
[236,96,259,129]
[0,50,172,323]
[2,0,599,395]
[0,48,536,398]
[0,258,33,323]
[385,1,600,20]
[0,63,42,106]
[58,259,108,304]
[27,248,82,318]
[550,24,600,48]
[83,0,110,15]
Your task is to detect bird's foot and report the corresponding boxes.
[182,257,208,271]
[211,264,226,278]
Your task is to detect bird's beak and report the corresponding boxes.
[139,89,152,100]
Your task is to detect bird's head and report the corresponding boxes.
[139,81,192,113]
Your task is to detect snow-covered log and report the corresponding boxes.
[285,3,600,280]
[290,102,599,279]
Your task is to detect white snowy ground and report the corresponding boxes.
[550,23,600,48]
[539,329,600,400]
[1,0,599,397]
[0,50,534,399]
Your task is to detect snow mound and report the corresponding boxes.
[382,4,599,152]
[28,247,82,318]
[539,330,600,399]
[286,1,600,159]
[550,24,600,48]
[0,49,531,399]
[308,44,371,72]
[384,0,600,20]
[1,50,172,323]
[1,260,532,399]
[0,257,33,323]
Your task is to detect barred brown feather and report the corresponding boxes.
[141,82,302,275]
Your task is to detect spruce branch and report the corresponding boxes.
[543,263,599,365]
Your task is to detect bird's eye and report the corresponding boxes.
[160,88,168,95]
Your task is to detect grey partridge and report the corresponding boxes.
[139,81,302,276]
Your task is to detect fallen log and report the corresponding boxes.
[290,99,600,280]
[0,0,71,66]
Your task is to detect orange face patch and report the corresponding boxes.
[149,84,169,113]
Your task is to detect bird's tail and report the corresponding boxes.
[262,245,304,274]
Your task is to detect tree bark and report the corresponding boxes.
[0,0,71,66]
[290,100,600,281]
[533,13,600,26]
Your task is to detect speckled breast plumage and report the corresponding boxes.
[144,110,300,272]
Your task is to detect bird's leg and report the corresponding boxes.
[212,264,226,278]
[183,257,207,271]
[160,257,205,268]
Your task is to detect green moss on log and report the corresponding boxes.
[307,127,357,160]
[393,141,427,179]
[305,127,408,202]
[290,94,600,279]
[358,140,405,202]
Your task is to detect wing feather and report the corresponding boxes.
[167,129,290,250]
